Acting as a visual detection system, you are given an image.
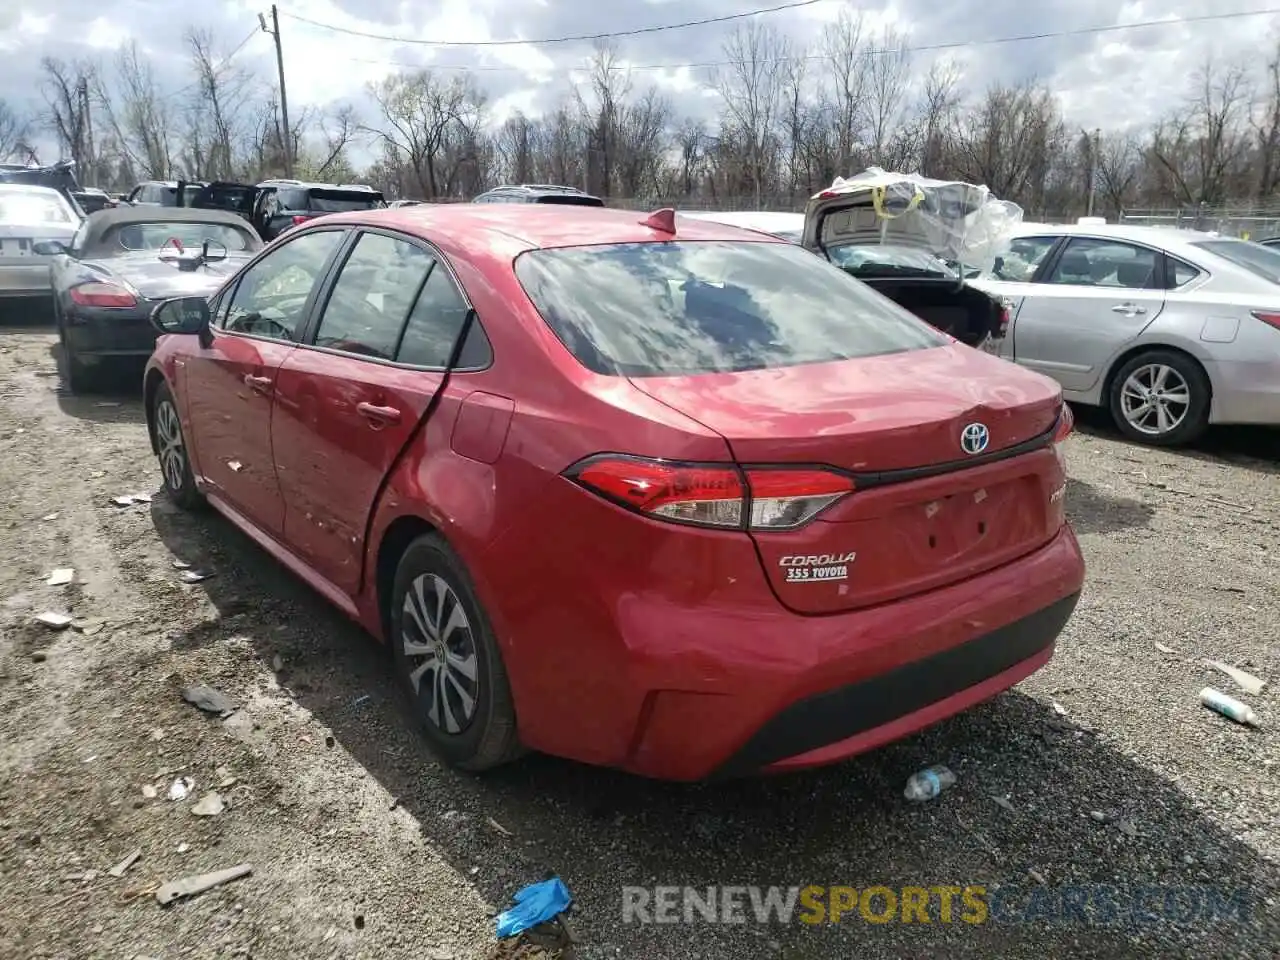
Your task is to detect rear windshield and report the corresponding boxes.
[110,221,257,254]
[514,241,946,377]
[280,188,385,213]
[534,194,604,207]
[1194,239,1280,284]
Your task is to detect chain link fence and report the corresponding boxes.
[1118,207,1280,240]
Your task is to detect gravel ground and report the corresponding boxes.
[0,316,1277,960]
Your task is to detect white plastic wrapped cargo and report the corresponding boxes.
[803,166,1025,276]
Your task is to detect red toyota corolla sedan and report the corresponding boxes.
[142,204,1085,781]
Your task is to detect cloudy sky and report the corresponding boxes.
[2,0,1277,166]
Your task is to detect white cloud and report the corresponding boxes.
[3,0,1278,166]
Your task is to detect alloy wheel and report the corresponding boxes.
[401,573,480,734]
[155,399,187,491]
[1119,363,1190,437]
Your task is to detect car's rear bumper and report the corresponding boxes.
[481,498,1085,779]
[1206,357,1280,426]
[63,309,158,360]
[0,264,53,297]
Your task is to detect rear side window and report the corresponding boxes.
[314,233,433,359]
[514,241,945,377]
[1194,239,1280,284]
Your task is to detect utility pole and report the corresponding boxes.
[1084,127,1100,218]
[259,6,292,177]
[79,77,95,182]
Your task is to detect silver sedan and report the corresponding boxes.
[0,184,82,303]
[970,223,1280,446]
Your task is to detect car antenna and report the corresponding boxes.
[640,208,677,235]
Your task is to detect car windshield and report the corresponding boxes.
[113,221,255,254]
[826,243,956,278]
[0,189,76,226]
[1194,239,1280,284]
[514,241,946,377]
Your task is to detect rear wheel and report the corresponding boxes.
[1107,349,1210,447]
[56,309,94,395]
[390,534,521,771]
[151,381,204,510]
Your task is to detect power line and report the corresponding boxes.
[279,0,829,47]
[333,7,1280,74]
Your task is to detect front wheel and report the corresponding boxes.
[1107,350,1210,447]
[151,381,204,510]
[390,533,521,771]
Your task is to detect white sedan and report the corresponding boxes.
[970,223,1280,446]
[0,184,82,305]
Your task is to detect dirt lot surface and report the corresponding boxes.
[0,318,1278,960]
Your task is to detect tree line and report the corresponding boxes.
[0,10,1277,219]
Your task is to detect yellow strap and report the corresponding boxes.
[871,183,924,219]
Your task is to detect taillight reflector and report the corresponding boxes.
[1251,310,1280,331]
[291,215,311,225]
[1054,403,1074,443]
[566,455,854,531]
[69,282,136,308]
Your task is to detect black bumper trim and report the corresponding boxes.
[713,591,1080,778]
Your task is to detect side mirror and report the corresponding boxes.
[151,296,212,346]
[32,240,68,256]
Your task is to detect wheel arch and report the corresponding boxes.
[1101,342,1214,413]
[374,514,441,642]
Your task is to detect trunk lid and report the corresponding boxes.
[802,167,1024,277]
[629,344,1067,613]
[99,252,251,301]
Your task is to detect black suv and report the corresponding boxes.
[472,184,604,207]
[253,180,387,241]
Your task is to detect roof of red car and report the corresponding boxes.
[314,203,788,252]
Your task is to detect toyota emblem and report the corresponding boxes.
[960,422,989,455]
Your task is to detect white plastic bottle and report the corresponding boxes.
[904,764,957,802]
[1199,687,1259,727]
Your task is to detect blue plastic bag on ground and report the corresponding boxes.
[495,877,573,938]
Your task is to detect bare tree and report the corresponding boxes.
[184,29,259,179]
[820,8,868,173]
[863,27,911,165]
[711,21,790,206]
[1095,132,1141,215]
[92,41,174,181]
[916,59,962,177]
[576,40,630,197]
[366,69,484,198]
[41,58,99,176]
[0,99,30,162]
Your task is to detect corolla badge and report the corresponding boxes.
[960,422,989,455]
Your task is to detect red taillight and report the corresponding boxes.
[291,215,311,225]
[69,282,137,308]
[566,455,854,530]
[998,304,1011,338]
[1251,310,1280,331]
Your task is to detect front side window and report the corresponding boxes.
[312,232,432,359]
[1045,237,1158,288]
[220,229,345,340]
[514,240,946,377]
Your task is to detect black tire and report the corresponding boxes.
[150,381,204,510]
[56,311,94,395]
[390,533,521,771]
[1107,349,1211,448]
